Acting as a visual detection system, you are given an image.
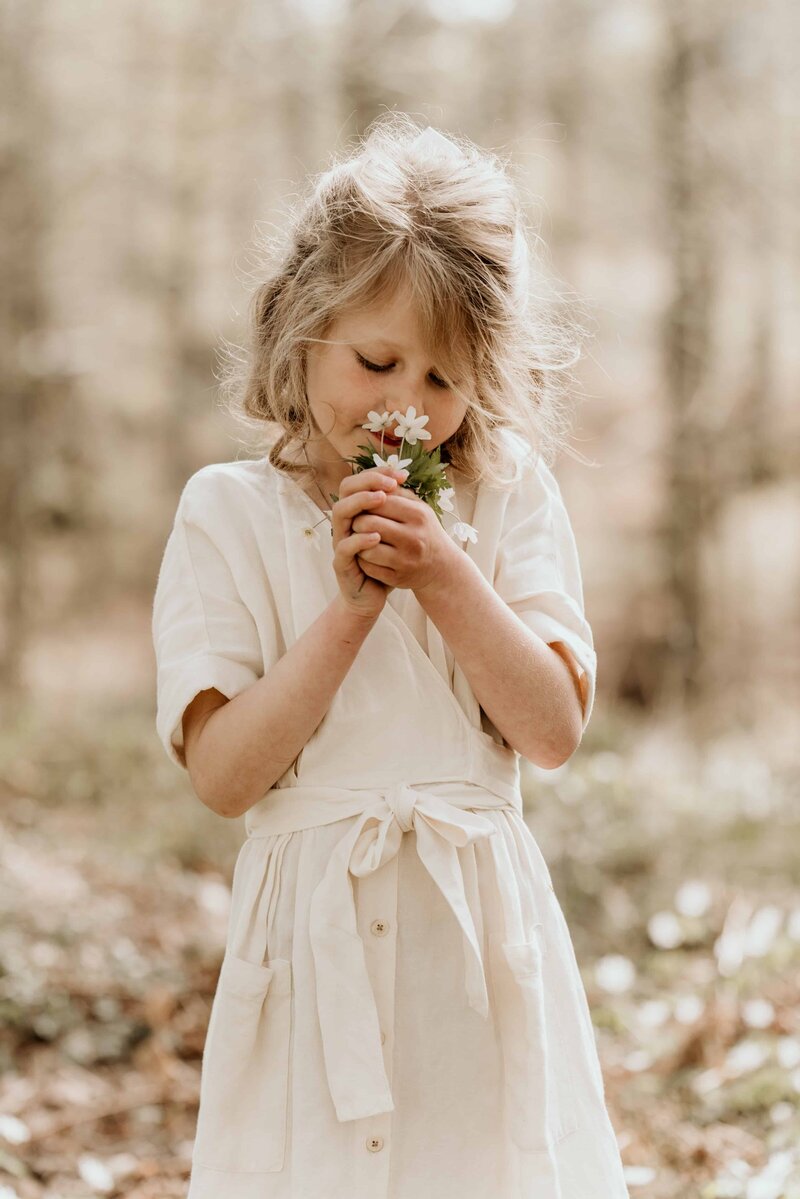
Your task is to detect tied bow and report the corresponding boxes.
[307,782,499,1122]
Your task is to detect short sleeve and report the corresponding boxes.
[493,454,597,735]
[152,470,265,770]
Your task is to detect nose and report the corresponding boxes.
[387,399,426,424]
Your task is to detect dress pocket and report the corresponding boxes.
[192,953,293,1174]
[500,927,580,1151]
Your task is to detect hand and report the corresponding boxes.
[351,481,460,594]
[331,466,408,619]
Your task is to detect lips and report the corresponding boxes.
[369,430,402,448]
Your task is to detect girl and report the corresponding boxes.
[152,116,630,1199]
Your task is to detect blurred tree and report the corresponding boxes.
[657,0,718,702]
[0,0,50,693]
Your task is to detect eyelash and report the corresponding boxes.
[355,352,449,390]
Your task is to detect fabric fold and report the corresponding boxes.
[245,772,565,1184]
[307,783,504,1123]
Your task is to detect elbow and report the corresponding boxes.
[187,746,249,820]
[527,740,578,771]
[549,713,584,769]
[184,707,251,819]
[541,734,581,770]
[522,713,583,771]
[190,756,282,821]
[203,792,247,820]
[192,771,245,819]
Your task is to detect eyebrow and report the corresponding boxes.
[361,337,445,361]
[361,338,410,352]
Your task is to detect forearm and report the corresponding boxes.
[415,548,584,769]
[194,594,379,818]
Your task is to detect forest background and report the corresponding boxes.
[1,0,798,1196]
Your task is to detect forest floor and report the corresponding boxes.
[0,698,798,1199]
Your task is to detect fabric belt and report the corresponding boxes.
[246,777,565,1190]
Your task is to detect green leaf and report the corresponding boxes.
[345,438,451,524]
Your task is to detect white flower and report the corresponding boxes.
[675,879,713,918]
[636,999,670,1028]
[362,410,396,432]
[725,1038,769,1076]
[393,405,431,444]
[438,486,456,512]
[303,524,322,551]
[623,1166,657,1188]
[744,905,783,958]
[648,910,684,949]
[594,953,636,994]
[450,520,478,544]
[372,452,412,472]
[674,994,704,1024]
[0,1113,30,1144]
[777,1036,800,1069]
[742,998,775,1030]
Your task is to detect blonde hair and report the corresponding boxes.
[219,112,592,490]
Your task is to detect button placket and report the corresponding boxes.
[354,854,400,1197]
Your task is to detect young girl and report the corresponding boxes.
[152,116,630,1199]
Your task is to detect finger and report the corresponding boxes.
[335,529,382,566]
[351,511,403,547]
[338,468,405,498]
[330,490,387,545]
[338,487,390,523]
[357,542,394,571]
[358,549,396,583]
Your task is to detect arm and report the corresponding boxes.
[415,544,585,769]
[184,596,379,819]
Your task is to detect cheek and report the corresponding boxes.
[434,395,468,439]
[310,355,369,427]
[339,365,381,425]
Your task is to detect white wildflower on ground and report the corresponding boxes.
[647,910,683,949]
[594,953,636,994]
[674,994,704,1024]
[741,997,775,1029]
[674,879,713,918]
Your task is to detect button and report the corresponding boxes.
[380,1030,386,1044]
[366,1134,384,1152]
[370,919,389,936]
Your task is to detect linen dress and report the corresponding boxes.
[151,429,630,1199]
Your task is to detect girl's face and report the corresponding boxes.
[303,283,469,493]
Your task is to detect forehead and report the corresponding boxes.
[333,285,470,376]
[336,288,424,344]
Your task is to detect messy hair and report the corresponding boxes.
[219,111,593,490]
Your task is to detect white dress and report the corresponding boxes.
[151,430,630,1199]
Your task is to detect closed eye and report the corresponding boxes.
[355,351,449,389]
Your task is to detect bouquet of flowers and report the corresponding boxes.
[335,408,478,544]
